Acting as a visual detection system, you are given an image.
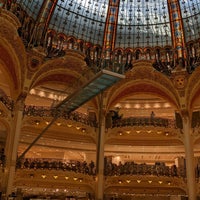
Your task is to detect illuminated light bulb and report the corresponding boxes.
[136,130,141,133]
[56,122,61,126]
[118,180,122,184]
[126,130,131,134]
[126,180,131,183]
[65,176,69,180]
[148,180,152,184]
[137,180,141,183]
[41,174,46,179]
[158,180,163,184]
[45,121,49,125]
[147,130,152,133]
[67,123,72,127]
[157,131,162,134]
[76,126,81,130]
[35,120,40,125]
[53,175,58,179]
[73,177,78,181]
[81,128,86,132]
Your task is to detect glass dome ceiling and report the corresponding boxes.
[16,0,200,49]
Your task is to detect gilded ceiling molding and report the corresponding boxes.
[28,54,90,90]
[106,63,180,110]
[0,39,18,94]
[0,10,27,98]
[0,9,21,29]
[185,67,200,110]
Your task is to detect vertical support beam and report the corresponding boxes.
[167,0,187,69]
[182,112,197,200]
[3,97,25,197]
[102,0,120,59]
[96,92,106,200]
[29,0,58,46]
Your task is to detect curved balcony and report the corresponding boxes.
[112,117,176,128]
[13,158,189,198]
[23,105,98,128]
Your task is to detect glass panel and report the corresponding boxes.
[49,0,109,45]
[116,0,172,48]
[179,0,200,41]
[16,0,43,20]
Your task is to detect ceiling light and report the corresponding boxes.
[30,89,36,95]
[118,180,122,184]
[53,175,58,179]
[67,123,72,127]
[73,177,78,181]
[147,130,151,133]
[126,130,131,134]
[126,180,131,183]
[157,131,162,134]
[136,130,141,133]
[65,176,69,180]
[158,180,163,184]
[137,180,141,183]
[76,126,81,130]
[134,104,141,109]
[81,128,86,132]
[154,103,161,108]
[56,122,61,126]
[35,120,40,125]
[41,174,46,179]
[148,180,152,184]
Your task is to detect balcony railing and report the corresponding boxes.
[23,105,98,127]
[16,158,189,179]
[112,117,176,128]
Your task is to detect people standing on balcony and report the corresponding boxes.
[150,111,155,125]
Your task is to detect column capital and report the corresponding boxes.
[14,92,27,111]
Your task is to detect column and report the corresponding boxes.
[167,0,187,69]
[3,95,25,197]
[182,113,197,200]
[96,92,106,200]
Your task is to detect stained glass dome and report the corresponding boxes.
[15,0,200,48]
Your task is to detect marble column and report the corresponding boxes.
[3,97,25,197]
[182,114,197,200]
[96,93,106,200]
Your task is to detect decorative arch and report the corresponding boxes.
[0,10,27,99]
[105,63,180,112]
[28,52,90,91]
[186,67,200,111]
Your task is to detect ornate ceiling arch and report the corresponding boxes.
[186,67,200,111]
[105,63,180,111]
[0,10,27,99]
[28,51,91,91]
